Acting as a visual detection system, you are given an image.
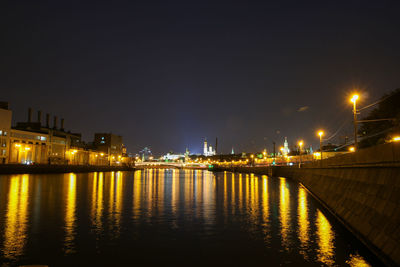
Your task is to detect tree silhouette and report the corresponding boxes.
[359,88,400,148]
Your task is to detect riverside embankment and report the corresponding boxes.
[0,164,134,174]
[211,142,400,266]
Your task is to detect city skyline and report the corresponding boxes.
[2,0,400,155]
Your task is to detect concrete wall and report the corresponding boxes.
[211,142,400,265]
[275,142,400,266]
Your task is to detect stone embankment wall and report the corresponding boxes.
[274,142,400,266]
[0,164,134,174]
[212,142,400,265]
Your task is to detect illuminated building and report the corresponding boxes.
[161,153,184,161]
[7,107,81,164]
[139,147,152,161]
[203,138,215,156]
[1,104,132,166]
[0,102,11,164]
[94,133,123,156]
[282,137,290,156]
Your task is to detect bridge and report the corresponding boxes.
[135,162,209,169]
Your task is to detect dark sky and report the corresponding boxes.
[2,0,400,155]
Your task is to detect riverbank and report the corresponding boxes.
[210,142,400,266]
[0,164,134,174]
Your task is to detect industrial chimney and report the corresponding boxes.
[46,113,50,128]
[37,110,42,124]
[61,118,65,131]
[28,108,32,123]
[53,116,58,129]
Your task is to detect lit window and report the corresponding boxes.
[0,130,2,135]
[101,137,105,140]
[40,136,46,141]
[100,140,105,144]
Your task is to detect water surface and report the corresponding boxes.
[0,170,378,266]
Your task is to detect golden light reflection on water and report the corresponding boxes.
[0,171,376,266]
[297,186,310,258]
[261,175,270,241]
[3,175,30,259]
[346,253,371,267]
[316,210,335,266]
[231,174,235,214]
[64,173,76,254]
[114,171,124,235]
[95,173,104,231]
[279,177,291,250]
[202,170,216,225]
[171,169,179,216]
[238,174,243,211]
[224,172,228,217]
[184,170,193,209]
[132,170,142,220]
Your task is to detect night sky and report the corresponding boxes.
[2,0,400,155]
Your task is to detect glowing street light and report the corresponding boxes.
[350,94,359,149]
[317,131,324,160]
[298,140,303,167]
[392,136,400,142]
[349,146,355,152]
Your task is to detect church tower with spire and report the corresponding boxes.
[203,138,208,156]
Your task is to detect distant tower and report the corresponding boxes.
[231,147,234,154]
[203,138,208,156]
[283,137,290,156]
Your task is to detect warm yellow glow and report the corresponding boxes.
[298,140,303,147]
[349,146,355,152]
[316,210,335,265]
[133,170,142,218]
[313,152,322,160]
[171,169,179,215]
[25,147,31,151]
[262,176,269,229]
[250,154,254,158]
[3,175,29,260]
[350,94,359,103]
[392,136,400,142]
[65,173,77,254]
[318,131,324,137]
[297,187,310,259]
[279,178,291,250]
[14,144,21,147]
[280,147,284,151]
[100,153,104,156]
[346,253,371,267]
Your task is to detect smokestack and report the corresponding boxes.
[46,113,50,128]
[37,110,42,124]
[61,118,64,131]
[53,116,58,129]
[28,108,32,122]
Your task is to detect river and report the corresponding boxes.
[0,169,379,266]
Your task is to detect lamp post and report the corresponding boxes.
[350,94,359,150]
[298,140,303,167]
[318,131,324,160]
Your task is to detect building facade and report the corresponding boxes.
[0,103,12,164]
[1,105,133,166]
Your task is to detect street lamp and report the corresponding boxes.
[317,131,324,160]
[298,140,303,167]
[350,94,359,149]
